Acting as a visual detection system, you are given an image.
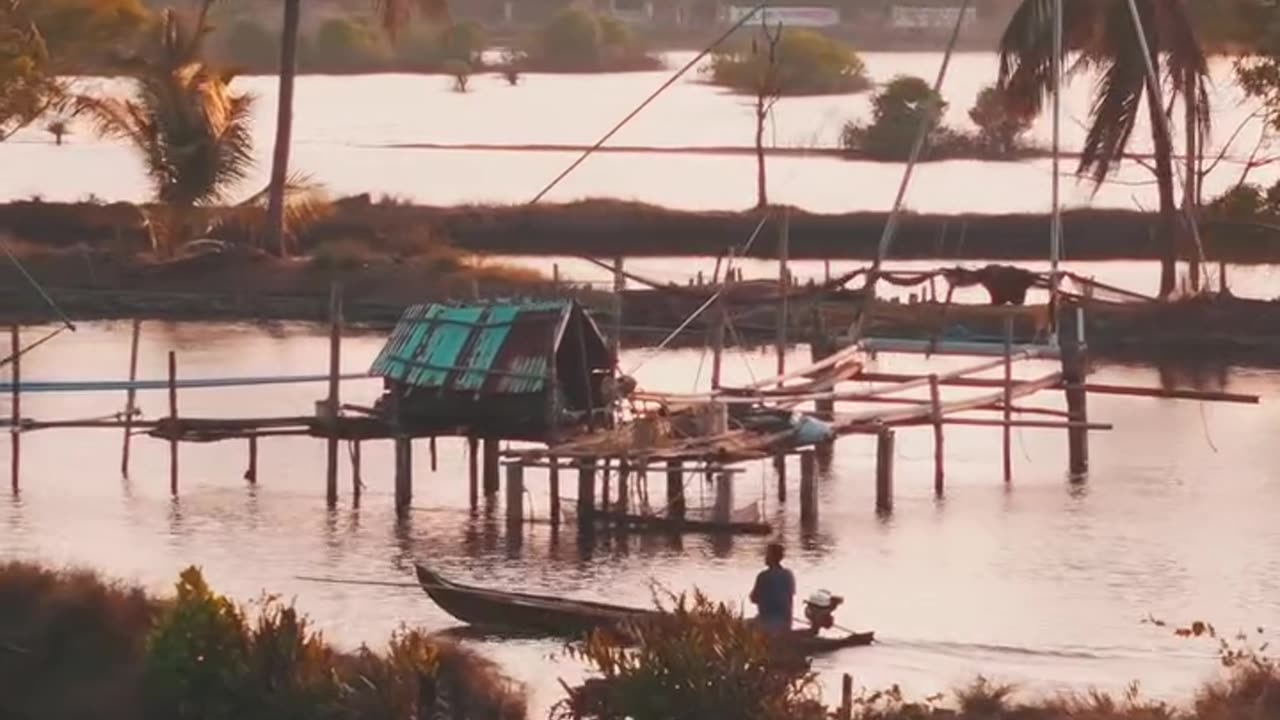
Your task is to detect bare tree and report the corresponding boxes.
[753,20,782,210]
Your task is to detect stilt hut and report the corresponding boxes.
[370,299,613,440]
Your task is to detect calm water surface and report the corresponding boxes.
[2,321,1278,713]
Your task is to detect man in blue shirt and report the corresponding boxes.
[749,542,795,633]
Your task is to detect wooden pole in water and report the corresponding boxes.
[482,438,500,496]
[713,469,733,524]
[666,459,685,519]
[577,459,596,530]
[10,324,19,492]
[326,282,343,507]
[777,209,790,377]
[120,318,141,477]
[429,436,438,472]
[549,455,561,528]
[929,374,944,497]
[351,440,362,504]
[1060,301,1090,478]
[711,249,734,390]
[246,436,258,484]
[799,450,817,526]
[1003,315,1014,483]
[601,459,612,524]
[467,436,479,510]
[617,459,630,514]
[390,387,412,512]
[774,453,787,502]
[505,463,524,531]
[611,257,624,364]
[875,427,895,514]
[167,350,178,496]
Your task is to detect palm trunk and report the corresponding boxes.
[1145,67,1178,298]
[265,0,302,257]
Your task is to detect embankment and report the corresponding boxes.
[6,198,1280,262]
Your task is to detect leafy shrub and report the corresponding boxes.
[442,58,471,93]
[222,18,278,69]
[1207,181,1280,219]
[525,8,659,72]
[551,590,824,720]
[842,75,948,161]
[969,84,1034,157]
[309,18,390,71]
[705,28,871,96]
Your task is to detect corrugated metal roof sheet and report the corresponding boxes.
[371,300,575,394]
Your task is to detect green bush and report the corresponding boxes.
[525,8,659,72]
[706,28,871,96]
[222,18,278,69]
[842,75,949,161]
[968,85,1034,157]
[395,21,485,72]
[309,18,390,71]
[551,591,825,720]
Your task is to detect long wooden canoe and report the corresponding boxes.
[414,564,875,653]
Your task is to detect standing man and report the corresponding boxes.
[749,542,795,633]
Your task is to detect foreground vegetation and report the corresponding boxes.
[0,562,525,720]
[2,562,1276,720]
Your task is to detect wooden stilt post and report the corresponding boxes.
[840,674,854,720]
[482,438,500,496]
[390,388,412,512]
[713,469,733,524]
[246,436,258,484]
[776,209,790,377]
[549,456,561,528]
[666,460,685,519]
[429,436,438,472]
[1060,302,1090,478]
[505,463,524,530]
[351,440,362,504]
[810,316,835,420]
[799,450,817,526]
[576,460,596,529]
[617,460,630,514]
[325,282,343,507]
[468,436,479,510]
[611,257,624,363]
[1003,315,1014,483]
[774,454,788,502]
[121,318,141,477]
[10,325,19,492]
[875,428,895,514]
[167,350,178,496]
[601,460,612,524]
[929,374,944,497]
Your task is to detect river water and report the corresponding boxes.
[2,50,1279,714]
[2,321,1278,713]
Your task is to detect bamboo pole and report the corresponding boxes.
[351,440,362,505]
[1003,315,1014,483]
[577,460,596,530]
[468,436,479,510]
[483,438,500,496]
[549,455,561,528]
[875,428,894,514]
[666,459,685,519]
[849,371,1258,404]
[121,318,141,477]
[776,209,789,377]
[10,325,19,492]
[799,450,816,526]
[774,453,787,502]
[246,436,258,484]
[326,282,343,507]
[612,257,624,363]
[505,463,524,531]
[1060,302,1089,478]
[929,374,943,497]
[167,350,178,496]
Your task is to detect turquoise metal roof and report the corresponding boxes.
[371,300,575,394]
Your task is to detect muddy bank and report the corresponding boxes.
[5,199,1279,263]
[2,251,1280,366]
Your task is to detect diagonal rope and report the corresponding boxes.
[1,240,76,332]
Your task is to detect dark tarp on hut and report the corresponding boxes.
[370,299,612,439]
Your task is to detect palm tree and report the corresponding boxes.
[76,3,254,255]
[998,0,1210,298]
[263,0,449,257]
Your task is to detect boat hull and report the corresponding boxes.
[414,564,874,653]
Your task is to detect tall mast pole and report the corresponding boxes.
[1050,0,1063,345]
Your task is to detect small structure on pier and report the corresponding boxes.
[370,299,614,440]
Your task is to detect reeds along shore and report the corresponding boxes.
[2,562,1276,720]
